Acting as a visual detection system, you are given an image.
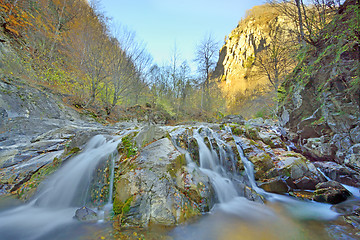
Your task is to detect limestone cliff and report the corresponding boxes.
[214,4,294,115]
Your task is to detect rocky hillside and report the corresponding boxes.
[213,4,295,115]
[279,0,360,170]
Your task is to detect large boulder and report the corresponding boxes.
[113,138,213,227]
[134,125,167,148]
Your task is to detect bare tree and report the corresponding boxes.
[255,26,295,92]
[267,0,341,46]
[194,34,218,112]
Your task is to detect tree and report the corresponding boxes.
[267,0,342,46]
[194,34,218,112]
[255,26,295,92]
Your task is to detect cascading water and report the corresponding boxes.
[0,135,121,240]
[227,126,339,221]
[171,126,343,240]
[193,131,238,203]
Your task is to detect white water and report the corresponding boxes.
[0,135,121,240]
[192,127,339,221]
[193,131,238,203]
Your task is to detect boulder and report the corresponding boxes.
[302,137,334,160]
[74,206,98,222]
[269,151,326,190]
[113,138,213,227]
[221,115,245,125]
[313,181,352,204]
[134,125,167,148]
[314,161,360,187]
[350,126,360,144]
[344,144,360,170]
[258,176,289,193]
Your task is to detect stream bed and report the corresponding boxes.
[0,124,359,240]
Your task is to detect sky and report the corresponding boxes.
[99,0,265,69]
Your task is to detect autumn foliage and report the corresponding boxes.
[0,0,153,119]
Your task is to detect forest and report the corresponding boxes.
[0,0,360,239]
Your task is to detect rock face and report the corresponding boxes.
[0,77,121,199]
[213,4,294,115]
[279,1,360,171]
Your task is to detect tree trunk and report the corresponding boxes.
[295,0,305,45]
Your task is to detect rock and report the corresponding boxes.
[330,133,353,163]
[350,126,360,144]
[314,161,360,187]
[273,151,326,190]
[259,176,289,193]
[344,144,360,170]
[313,181,352,204]
[247,118,264,126]
[302,137,334,160]
[114,138,213,227]
[221,114,245,125]
[74,206,98,222]
[257,130,285,148]
[134,125,167,148]
[248,152,275,180]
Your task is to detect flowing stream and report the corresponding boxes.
[0,125,359,239]
[171,126,346,240]
[0,135,121,240]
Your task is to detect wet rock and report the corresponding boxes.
[313,181,352,204]
[259,176,289,193]
[74,206,98,222]
[248,152,274,180]
[114,138,213,227]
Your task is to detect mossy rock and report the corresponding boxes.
[113,195,134,216]
[167,154,186,179]
[248,152,275,180]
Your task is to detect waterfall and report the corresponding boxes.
[0,135,121,240]
[180,126,339,221]
[225,126,339,220]
[107,154,116,204]
[193,130,238,203]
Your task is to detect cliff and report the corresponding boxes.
[214,4,295,116]
[279,0,360,170]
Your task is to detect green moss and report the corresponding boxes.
[119,136,138,158]
[66,147,81,156]
[311,116,325,126]
[167,154,186,179]
[113,195,133,216]
[16,157,62,200]
[232,126,244,136]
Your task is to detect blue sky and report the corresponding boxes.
[99,0,264,68]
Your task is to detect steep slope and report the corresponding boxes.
[214,4,295,115]
[279,0,360,170]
